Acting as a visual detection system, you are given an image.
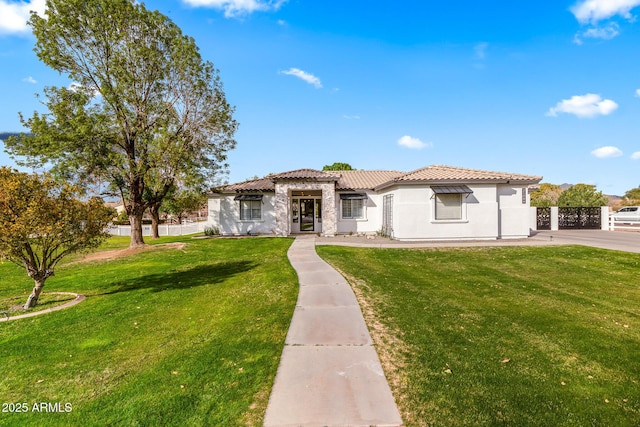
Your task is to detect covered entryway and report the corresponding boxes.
[272,169,338,237]
[291,192,322,233]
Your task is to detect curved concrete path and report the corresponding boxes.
[264,235,402,427]
[0,292,85,322]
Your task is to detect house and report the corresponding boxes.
[105,202,126,216]
[207,165,542,241]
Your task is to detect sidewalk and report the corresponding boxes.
[263,235,402,427]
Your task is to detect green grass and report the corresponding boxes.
[0,236,298,426]
[316,245,640,426]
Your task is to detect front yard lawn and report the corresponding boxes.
[0,236,297,426]
[317,245,640,426]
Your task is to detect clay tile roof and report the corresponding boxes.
[269,168,340,181]
[211,165,542,194]
[336,170,404,190]
[389,165,542,185]
[214,176,275,193]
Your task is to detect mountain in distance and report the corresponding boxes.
[0,132,21,141]
[548,183,621,203]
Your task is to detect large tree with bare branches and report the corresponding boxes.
[6,0,237,247]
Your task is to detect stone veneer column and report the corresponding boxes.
[274,184,290,237]
[274,181,337,237]
[321,183,336,236]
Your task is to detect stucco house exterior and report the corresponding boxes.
[206,165,542,241]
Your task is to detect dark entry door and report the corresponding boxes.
[300,199,314,231]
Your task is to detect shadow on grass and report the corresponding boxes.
[95,261,256,296]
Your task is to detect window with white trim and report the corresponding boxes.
[435,193,462,220]
[341,198,364,219]
[240,200,261,220]
[340,194,367,219]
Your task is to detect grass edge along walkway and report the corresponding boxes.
[0,236,298,427]
[316,244,640,427]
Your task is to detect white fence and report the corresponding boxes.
[608,217,640,232]
[530,206,639,232]
[107,222,210,237]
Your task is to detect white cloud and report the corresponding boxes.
[22,76,37,84]
[342,115,360,120]
[574,22,620,44]
[0,0,46,35]
[591,146,623,158]
[397,135,432,150]
[474,42,488,60]
[571,0,640,24]
[635,89,640,97]
[68,82,101,97]
[546,94,618,118]
[182,0,286,18]
[632,151,640,159]
[280,68,322,88]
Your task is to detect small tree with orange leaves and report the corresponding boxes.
[0,167,114,309]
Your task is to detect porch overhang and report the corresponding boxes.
[234,194,264,201]
[431,185,473,195]
[339,193,367,200]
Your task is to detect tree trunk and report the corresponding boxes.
[129,211,146,247]
[149,203,161,240]
[24,279,46,309]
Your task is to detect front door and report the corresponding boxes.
[300,199,315,231]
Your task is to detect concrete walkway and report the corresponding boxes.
[264,235,402,427]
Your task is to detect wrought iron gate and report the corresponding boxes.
[558,207,601,229]
[536,207,551,230]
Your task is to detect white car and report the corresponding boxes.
[611,206,640,222]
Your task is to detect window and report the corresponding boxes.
[240,200,261,220]
[234,194,263,220]
[342,199,364,219]
[431,185,471,221]
[435,193,462,220]
[340,194,367,219]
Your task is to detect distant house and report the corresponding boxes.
[207,165,542,241]
[105,202,126,216]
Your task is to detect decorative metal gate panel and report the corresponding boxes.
[382,195,394,238]
[536,207,551,230]
[558,207,601,229]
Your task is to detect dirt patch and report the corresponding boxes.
[74,242,187,264]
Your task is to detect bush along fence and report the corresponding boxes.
[107,222,210,237]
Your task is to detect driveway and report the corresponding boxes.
[316,230,640,254]
[532,230,640,254]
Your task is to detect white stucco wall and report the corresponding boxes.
[389,184,503,241]
[336,191,382,235]
[497,185,533,238]
[207,182,534,239]
[207,193,277,235]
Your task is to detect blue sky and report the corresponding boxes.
[1,0,640,195]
